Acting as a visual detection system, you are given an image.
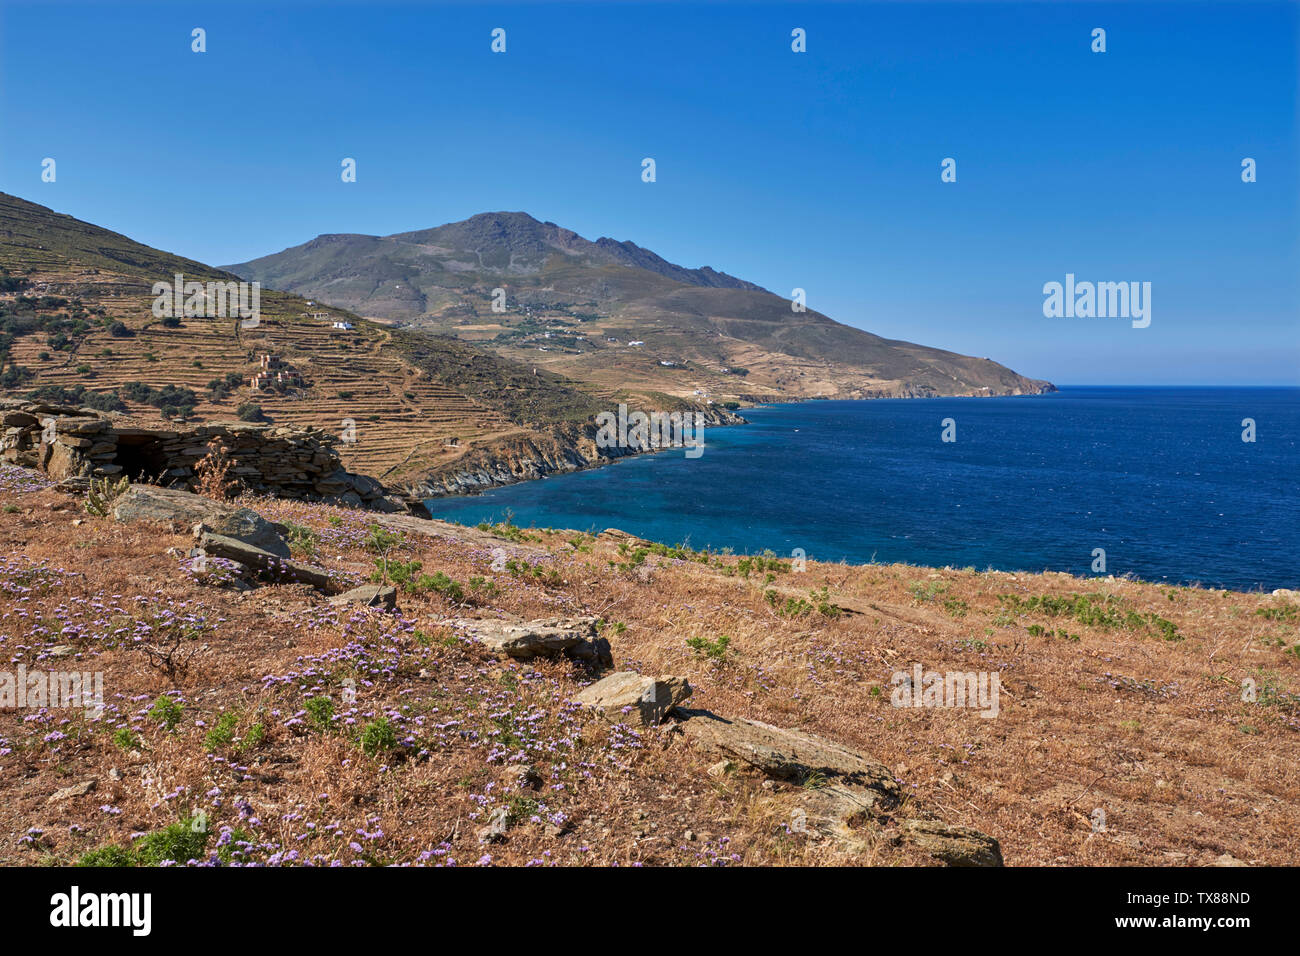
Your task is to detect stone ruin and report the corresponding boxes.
[0,399,417,513]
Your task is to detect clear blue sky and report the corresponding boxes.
[2,1,1296,385]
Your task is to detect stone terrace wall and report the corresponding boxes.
[0,399,411,512]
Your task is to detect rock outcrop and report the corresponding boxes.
[112,484,244,528]
[198,507,292,559]
[679,710,898,797]
[112,485,292,558]
[900,819,1005,867]
[677,708,1003,866]
[416,409,742,498]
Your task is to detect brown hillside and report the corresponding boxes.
[0,472,1295,866]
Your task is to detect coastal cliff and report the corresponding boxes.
[411,403,746,498]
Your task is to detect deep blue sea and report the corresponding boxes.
[425,387,1299,592]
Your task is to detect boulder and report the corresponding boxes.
[349,472,383,498]
[197,507,291,558]
[329,584,397,610]
[901,819,1004,867]
[314,469,352,495]
[678,709,1002,862]
[573,671,692,726]
[447,616,612,669]
[477,806,509,844]
[501,765,543,791]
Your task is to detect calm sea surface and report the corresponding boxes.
[425,387,1299,592]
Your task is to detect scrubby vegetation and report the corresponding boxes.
[0,470,1296,868]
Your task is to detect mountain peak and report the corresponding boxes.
[262,211,767,293]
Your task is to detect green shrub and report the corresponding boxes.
[1256,603,1298,623]
[999,592,1180,641]
[204,711,239,751]
[75,845,136,867]
[77,816,209,867]
[133,818,209,866]
[359,717,398,757]
[304,696,334,731]
[687,634,732,661]
[282,521,318,558]
[147,695,184,731]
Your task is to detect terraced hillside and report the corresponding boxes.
[0,192,616,489]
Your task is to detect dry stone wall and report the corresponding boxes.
[0,399,413,512]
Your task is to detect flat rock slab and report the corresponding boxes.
[598,528,656,549]
[113,485,241,527]
[447,616,612,669]
[901,819,1004,867]
[329,584,397,610]
[198,532,334,590]
[573,671,692,726]
[365,512,550,554]
[678,709,899,800]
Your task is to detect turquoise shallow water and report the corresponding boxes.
[425,387,1300,592]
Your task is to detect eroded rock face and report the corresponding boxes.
[573,672,692,726]
[114,485,292,557]
[447,616,613,669]
[43,439,94,480]
[597,528,655,549]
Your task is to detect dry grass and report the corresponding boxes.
[0,475,1296,867]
